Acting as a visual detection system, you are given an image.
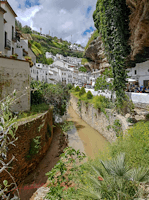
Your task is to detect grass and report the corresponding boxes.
[17,103,49,122]
[71,89,113,111]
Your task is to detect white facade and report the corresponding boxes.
[0,1,17,56]
[0,7,5,53]
[127,60,149,87]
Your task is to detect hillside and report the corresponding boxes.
[15,20,83,64]
[30,34,83,63]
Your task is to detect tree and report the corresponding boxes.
[79,67,87,73]
[22,25,32,34]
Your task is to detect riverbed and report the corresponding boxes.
[66,106,108,159]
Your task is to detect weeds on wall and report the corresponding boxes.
[93,0,131,107]
[26,136,41,159]
[77,99,82,113]
[60,121,74,133]
[47,123,52,138]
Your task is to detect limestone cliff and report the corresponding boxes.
[126,0,149,63]
[84,36,110,72]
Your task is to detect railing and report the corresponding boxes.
[5,39,11,50]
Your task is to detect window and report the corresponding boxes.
[5,31,7,47]
[12,26,14,39]
[134,70,137,75]
[12,47,14,55]
[148,69,149,72]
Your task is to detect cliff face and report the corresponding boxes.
[126,0,149,62]
[84,36,110,72]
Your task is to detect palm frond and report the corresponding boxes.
[100,153,129,177]
[127,167,149,182]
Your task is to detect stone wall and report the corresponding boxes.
[0,108,53,186]
[0,57,30,112]
[70,94,128,143]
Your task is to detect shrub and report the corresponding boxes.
[75,86,80,92]
[77,153,149,200]
[79,87,86,96]
[66,83,73,90]
[87,91,93,99]
[109,121,149,168]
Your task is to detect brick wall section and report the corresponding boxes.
[70,94,128,143]
[0,108,53,186]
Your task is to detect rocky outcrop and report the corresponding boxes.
[84,36,110,72]
[126,0,149,63]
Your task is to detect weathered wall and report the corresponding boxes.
[0,108,53,186]
[70,94,128,143]
[0,57,30,112]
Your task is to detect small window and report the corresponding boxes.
[134,70,137,75]
[148,69,149,72]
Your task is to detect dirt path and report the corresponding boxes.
[19,126,67,200]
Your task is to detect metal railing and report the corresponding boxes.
[5,39,11,50]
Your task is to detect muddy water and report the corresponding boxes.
[67,106,108,159]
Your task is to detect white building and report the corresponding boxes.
[46,52,56,61]
[0,0,17,56]
[127,60,149,87]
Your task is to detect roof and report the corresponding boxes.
[0,1,17,17]
[48,70,53,75]
[0,6,6,13]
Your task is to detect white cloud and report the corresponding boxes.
[8,0,97,47]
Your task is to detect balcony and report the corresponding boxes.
[5,39,11,50]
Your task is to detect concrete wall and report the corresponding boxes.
[70,94,128,143]
[0,57,30,112]
[0,12,4,53]
[0,108,53,185]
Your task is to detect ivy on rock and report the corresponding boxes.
[93,0,131,105]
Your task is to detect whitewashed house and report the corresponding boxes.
[127,60,149,87]
[0,0,17,56]
[46,52,56,61]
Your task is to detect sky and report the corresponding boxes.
[8,0,97,47]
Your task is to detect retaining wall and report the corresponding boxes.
[70,94,128,143]
[0,108,53,186]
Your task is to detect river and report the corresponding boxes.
[66,106,108,159]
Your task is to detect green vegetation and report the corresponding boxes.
[30,33,83,60]
[47,123,52,138]
[71,88,113,116]
[81,58,89,65]
[46,147,86,200]
[79,87,86,96]
[93,0,131,106]
[15,20,83,65]
[31,80,71,118]
[86,91,93,99]
[75,86,80,92]
[84,30,99,51]
[26,136,41,159]
[78,66,87,72]
[112,119,122,137]
[60,121,74,133]
[45,123,149,199]
[109,121,149,168]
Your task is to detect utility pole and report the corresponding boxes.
[40,28,42,34]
